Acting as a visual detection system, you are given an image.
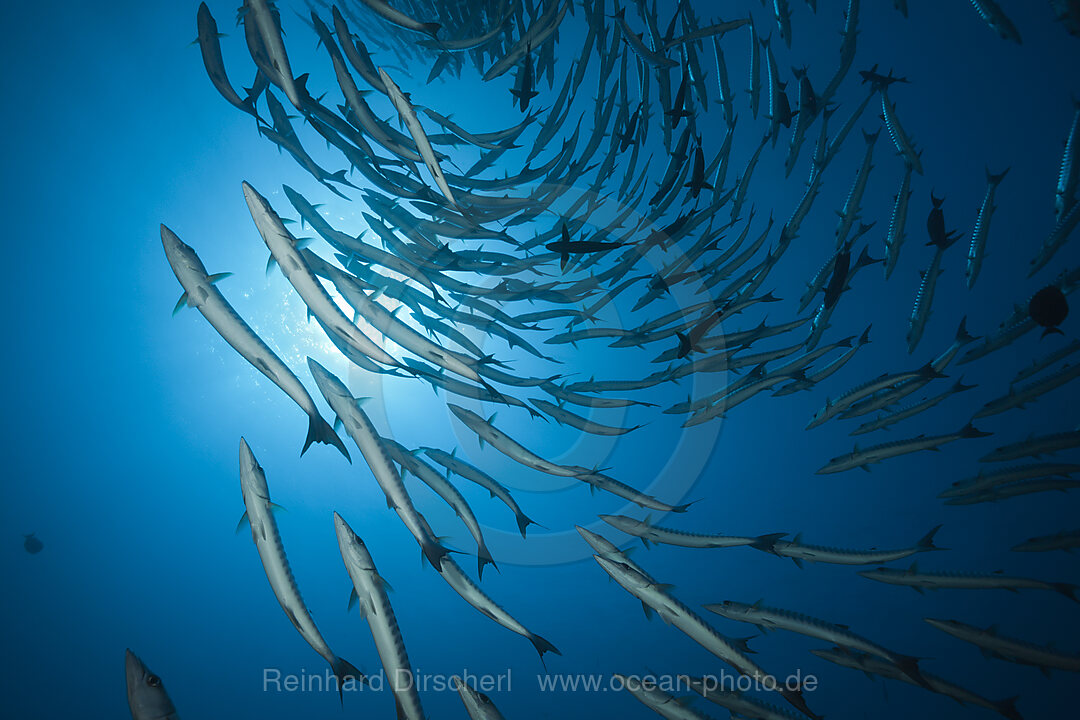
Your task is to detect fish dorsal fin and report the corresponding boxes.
[348,588,359,611]
[909,561,919,574]
[641,601,655,620]
[235,511,250,535]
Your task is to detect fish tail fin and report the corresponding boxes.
[960,422,992,439]
[956,316,977,344]
[420,22,441,38]
[751,532,788,553]
[1054,582,1079,602]
[671,498,701,513]
[303,415,352,462]
[894,655,928,688]
[994,696,1023,720]
[330,657,364,702]
[987,166,1010,185]
[516,514,543,539]
[1042,327,1065,338]
[528,633,561,665]
[918,362,948,380]
[918,524,946,551]
[477,543,498,579]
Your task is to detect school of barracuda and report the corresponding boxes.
[132,0,1080,717]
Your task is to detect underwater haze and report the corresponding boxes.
[3,0,1080,719]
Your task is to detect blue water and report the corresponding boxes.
[3,0,1079,718]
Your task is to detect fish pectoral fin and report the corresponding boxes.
[173,292,189,316]
[207,272,233,284]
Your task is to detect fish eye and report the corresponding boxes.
[147,675,161,688]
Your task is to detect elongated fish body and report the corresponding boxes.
[907,244,949,353]
[835,130,879,248]
[974,362,1080,418]
[1029,197,1080,276]
[809,647,1021,718]
[926,618,1080,672]
[817,423,990,473]
[125,650,180,720]
[321,261,484,383]
[748,16,761,119]
[705,601,922,682]
[486,1,569,79]
[449,404,583,477]
[618,673,715,720]
[982,430,1080,462]
[1014,340,1080,383]
[242,183,400,368]
[761,526,942,566]
[195,3,262,122]
[860,564,1078,600]
[308,360,449,570]
[428,522,559,661]
[593,556,818,719]
[160,225,347,460]
[421,447,539,538]
[852,380,975,435]
[884,163,913,278]
[940,462,1080,498]
[944,477,1080,504]
[806,366,930,429]
[599,514,763,549]
[530,399,640,436]
[571,470,691,513]
[686,679,805,720]
[1056,100,1080,220]
[880,88,923,175]
[245,0,304,110]
[383,439,496,578]
[379,69,459,209]
[238,439,362,691]
[965,167,1009,288]
[454,676,507,720]
[773,0,793,47]
[357,0,440,38]
[967,0,1022,43]
[333,513,424,720]
[330,7,387,94]
[1013,529,1080,553]
[823,90,874,169]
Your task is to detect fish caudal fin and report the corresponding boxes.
[304,414,352,462]
[917,524,946,552]
[516,514,543,539]
[994,696,1023,720]
[528,633,561,665]
[477,543,498,579]
[960,423,992,439]
[330,657,364,702]
[1054,582,1078,602]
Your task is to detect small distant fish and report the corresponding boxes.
[965,167,1009,289]
[23,533,43,554]
[966,0,1023,44]
[925,618,1080,673]
[125,649,179,720]
[1013,529,1080,553]
[859,563,1077,600]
